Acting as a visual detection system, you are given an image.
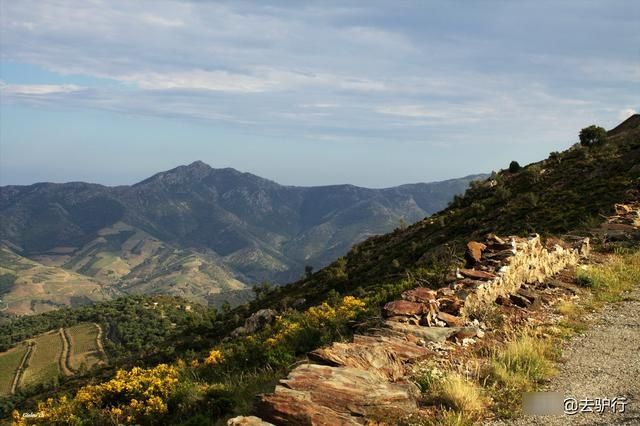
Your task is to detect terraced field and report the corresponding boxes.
[19,331,63,389]
[66,323,106,371]
[0,323,109,394]
[0,343,29,395]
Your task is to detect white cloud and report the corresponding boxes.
[141,14,184,28]
[376,104,497,123]
[118,70,277,93]
[0,82,85,95]
[112,68,386,93]
[0,0,637,147]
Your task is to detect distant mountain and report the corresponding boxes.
[0,162,485,314]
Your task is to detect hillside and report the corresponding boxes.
[0,247,116,315]
[239,115,640,315]
[0,167,483,314]
[1,117,638,424]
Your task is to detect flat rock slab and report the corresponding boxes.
[260,387,364,426]
[260,364,419,424]
[402,287,437,303]
[384,300,424,317]
[227,416,275,426]
[309,342,405,380]
[459,268,497,280]
[466,241,487,264]
[352,334,434,361]
[384,321,480,343]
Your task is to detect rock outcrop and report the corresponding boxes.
[232,231,592,425]
[232,309,278,336]
[600,202,640,241]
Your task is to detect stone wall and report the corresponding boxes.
[460,234,589,317]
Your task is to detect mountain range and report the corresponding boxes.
[0,163,484,314]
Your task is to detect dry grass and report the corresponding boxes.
[477,332,558,418]
[488,333,557,391]
[576,250,640,305]
[435,373,487,413]
[411,368,488,425]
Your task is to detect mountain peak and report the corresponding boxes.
[185,160,212,170]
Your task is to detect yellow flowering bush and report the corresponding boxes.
[265,318,301,346]
[12,396,78,426]
[204,349,224,366]
[306,302,337,326]
[14,364,181,425]
[305,295,367,326]
[336,296,367,319]
[77,363,179,421]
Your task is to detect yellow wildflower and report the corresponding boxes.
[204,349,224,366]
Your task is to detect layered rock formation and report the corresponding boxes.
[229,231,594,425]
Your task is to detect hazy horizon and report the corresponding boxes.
[1,1,638,187]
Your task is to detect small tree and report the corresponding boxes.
[579,125,607,147]
[304,265,314,278]
[509,161,521,173]
[252,281,272,300]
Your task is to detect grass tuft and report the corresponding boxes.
[577,251,640,305]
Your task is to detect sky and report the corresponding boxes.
[0,0,638,188]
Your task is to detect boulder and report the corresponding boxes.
[259,364,419,424]
[486,233,506,245]
[227,416,274,426]
[309,342,405,380]
[233,309,278,336]
[465,241,487,265]
[383,300,424,317]
[402,287,437,303]
[453,327,483,340]
[509,293,532,308]
[259,386,363,425]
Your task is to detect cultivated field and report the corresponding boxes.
[66,323,106,371]
[0,343,29,396]
[19,331,63,389]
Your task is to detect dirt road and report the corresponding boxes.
[489,287,640,425]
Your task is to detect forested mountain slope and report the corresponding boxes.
[0,165,482,314]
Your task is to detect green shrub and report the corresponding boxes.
[508,161,521,173]
[579,125,607,146]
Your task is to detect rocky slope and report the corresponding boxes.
[235,230,591,425]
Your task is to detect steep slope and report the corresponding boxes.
[0,167,483,312]
[238,115,640,318]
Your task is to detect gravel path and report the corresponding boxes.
[487,287,640,425]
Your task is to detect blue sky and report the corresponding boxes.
[1,1,638,187]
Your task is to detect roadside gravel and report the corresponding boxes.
[487,286,640,425]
